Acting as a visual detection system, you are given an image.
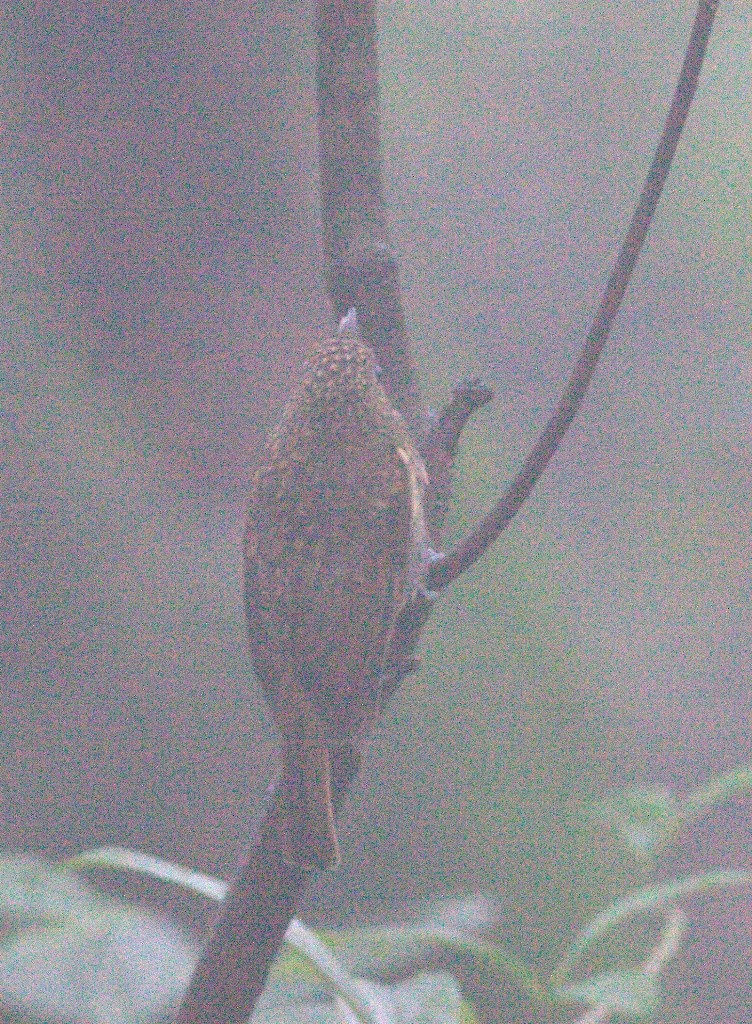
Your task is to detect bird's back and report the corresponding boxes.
[245,334,425,744]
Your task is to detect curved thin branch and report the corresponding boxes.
[429,0,720,591]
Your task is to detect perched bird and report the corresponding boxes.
[244,312,430,869]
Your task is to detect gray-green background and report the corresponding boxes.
[1,2,749,1019]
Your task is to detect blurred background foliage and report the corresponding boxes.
[0,2,749,1021]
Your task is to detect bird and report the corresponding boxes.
[244,311,430,869]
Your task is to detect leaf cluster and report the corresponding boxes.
[1,766,750,1024]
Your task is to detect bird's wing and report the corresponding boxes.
[245,443,414,743]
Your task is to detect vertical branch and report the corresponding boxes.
[175,748,361,1024]
[316,0,423,431]
[175,786,307,1024]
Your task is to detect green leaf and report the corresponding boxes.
[592,769,752,863]
[0,855,101,930]
[0,855,193,1024]
[590,788,678,860]
[557,970,660,1019]
[254,972,465,1024]
[284,921,396,1024]
[74,852,399,1024]
[68,846,228,902]
[383,973,464,1024]
[74,849,397,1022]
[553,869,752,988]
[73,851,545,1013]
[318,923,550,1008]
[681,766,752,824]
[418,895,499,933]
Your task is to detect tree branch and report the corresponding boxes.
[420,380,496,535]
[316,0,423,433]
[429,0,720,591]
[175,747,361,1024]
[174,781,307,1024]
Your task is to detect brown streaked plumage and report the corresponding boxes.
[244,326,429,869]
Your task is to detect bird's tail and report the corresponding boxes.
[278,712,340,870]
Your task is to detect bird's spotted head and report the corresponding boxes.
[302,335,383,419]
